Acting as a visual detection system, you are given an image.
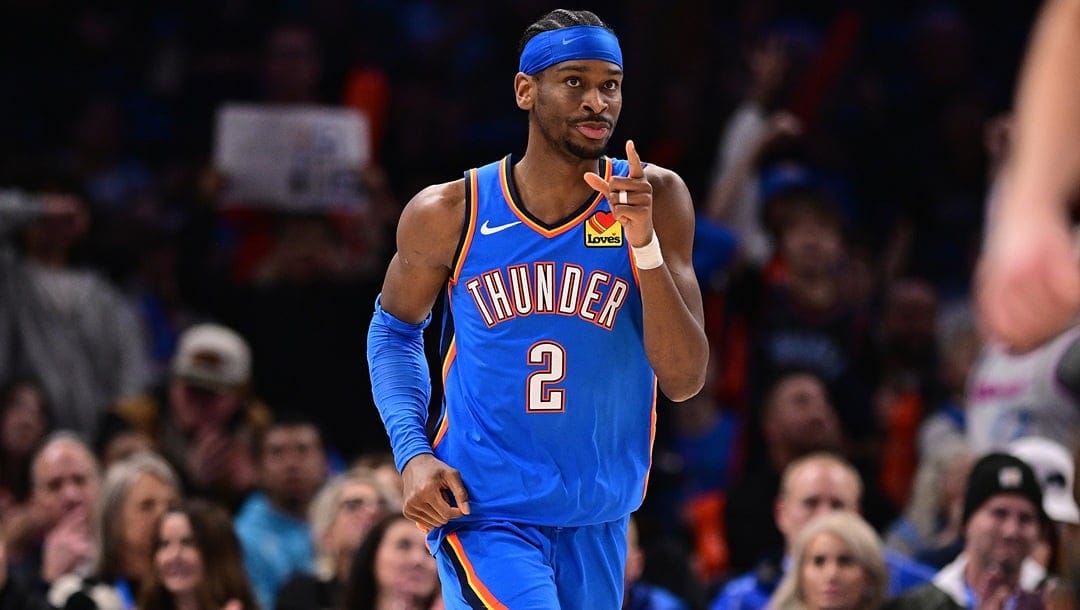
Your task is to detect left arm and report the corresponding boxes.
[585,141,709,401]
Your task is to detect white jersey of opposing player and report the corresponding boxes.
[966,324,1080,455]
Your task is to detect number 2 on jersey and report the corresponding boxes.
[527,341,566,412]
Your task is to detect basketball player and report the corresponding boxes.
[977,0,1080,352]
[366,8,708,608]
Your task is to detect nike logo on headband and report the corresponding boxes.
[562,36,584,45]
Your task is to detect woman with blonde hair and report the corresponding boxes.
[47,450,182,610]
[276,468,394,609]
[769,511,887,610]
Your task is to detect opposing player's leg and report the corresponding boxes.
[553,516,630,608]
[436,521,559,609]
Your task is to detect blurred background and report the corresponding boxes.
[0,1,1054,608]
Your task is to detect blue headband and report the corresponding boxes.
[518,25,623,75]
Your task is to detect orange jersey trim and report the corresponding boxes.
[450,169,480,285]
[499,156,613,238]
[446,532,509,609]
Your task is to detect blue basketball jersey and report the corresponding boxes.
[432,154,657,533]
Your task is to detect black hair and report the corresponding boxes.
[253,409,326,458]
[339,513,438,610]
[518,9,612,56]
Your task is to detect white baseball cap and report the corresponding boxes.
[171,323,251,390]
[1007,436,1080,525]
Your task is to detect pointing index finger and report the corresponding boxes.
[625,139,644,179]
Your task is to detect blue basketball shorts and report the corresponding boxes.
[435,516,630,609]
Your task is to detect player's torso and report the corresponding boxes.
[966,327,1080,453]
[433,155,656,525]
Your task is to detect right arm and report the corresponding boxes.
[366,179,471,529]
[976,0,1080,351]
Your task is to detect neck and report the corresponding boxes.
[174,592,200,610]
[269,494,308,520]
[375,593,426,610]
[514,151,603,224]
[120,550,150,583]
[335,550,353,584]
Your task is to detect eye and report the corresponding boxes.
[604,80,619,91]
[811,554,827,567]
[566,77,581,87]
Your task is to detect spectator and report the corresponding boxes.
[769,511,888,610]
[873,277,941,511]
[0,378,52,517]
[338,513,439,610]
[4,432,101,592]
[624,514,691,610]
[47,451,181,609]
[915,303,982,463]
[275,468,395,610]
[710,452,933,610]
[235,415,328,610]
[703,33,804,269]
[1007,436,1080,577]
[350,453,404,513]
[723,368,845,572]
[104,322,271,511]
[885,453,1049,610]
[139,499,259,610]
[884,440,974,570]
[0,188,152,439]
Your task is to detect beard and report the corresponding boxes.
[534,105,611,160]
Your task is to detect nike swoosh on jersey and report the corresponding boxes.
[479,220,522,235]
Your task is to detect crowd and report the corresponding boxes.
[2,1,1078,609]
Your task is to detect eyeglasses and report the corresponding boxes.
[339,497,384,513]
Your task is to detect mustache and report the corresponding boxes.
[571,115,612,127]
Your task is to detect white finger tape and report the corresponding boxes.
[617,190,628,205]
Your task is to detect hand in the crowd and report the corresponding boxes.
[40,508,92,583]
[583,139,654,248]
[755,111,803,160]
[976,212,1080,352]
[221,599,243,610]
[971,566,1012,610]
[401,454,470,530]
[187,428,233,487]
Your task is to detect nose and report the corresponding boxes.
[582,87,608,114]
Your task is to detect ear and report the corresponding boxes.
[515,72,535,110]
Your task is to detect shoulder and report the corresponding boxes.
[396,178,468,265]
[711,571,771,606]
[400,179,467,228]
[643,164,691,200]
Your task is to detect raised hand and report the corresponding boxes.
[583,139,655,247]
[40,508,92,583]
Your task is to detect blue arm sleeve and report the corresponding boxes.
[367,294,434,473]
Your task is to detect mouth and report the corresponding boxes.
[573,120,611,140]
